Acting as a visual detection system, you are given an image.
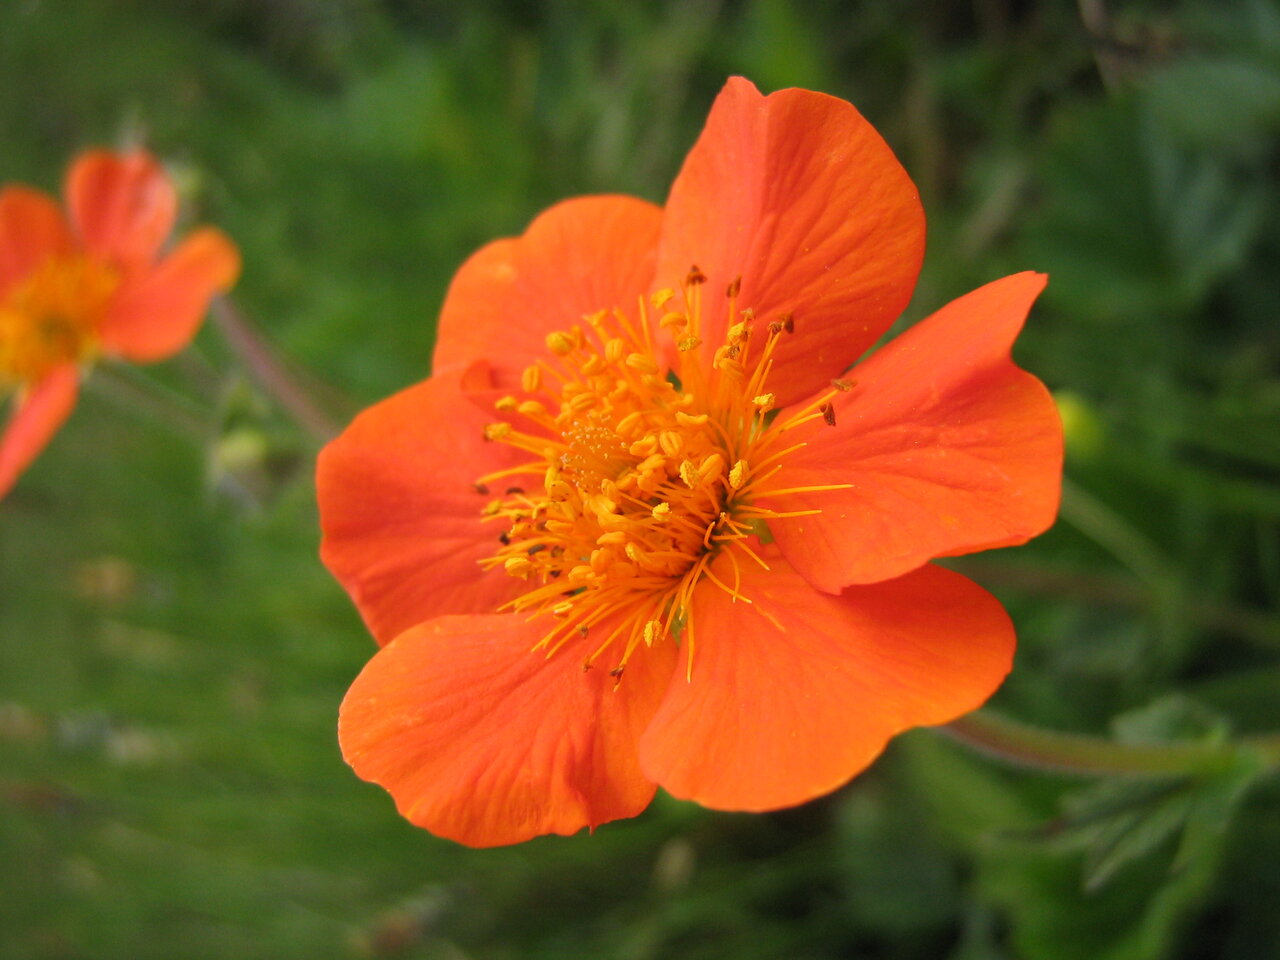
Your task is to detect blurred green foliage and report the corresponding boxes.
[2,1,1278,958]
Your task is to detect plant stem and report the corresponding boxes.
[944,710,1280,777]
[210,298,339,445]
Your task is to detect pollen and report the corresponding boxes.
[476,266,851,676]
[0,256,119,385]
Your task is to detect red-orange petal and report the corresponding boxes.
[765,272,1063,593]
[339,612,677,847]
[638,552,1014,811]
[0,186,73,297]
[0,364,79,501]
[65,149,177,272]
[317,363,525,646]
[99,228,240,362]
[656,77,925,406]
[433,195,663,385]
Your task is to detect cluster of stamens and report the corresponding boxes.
[477,268,850,679]
[0,256,117,386]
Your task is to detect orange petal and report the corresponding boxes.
[765,272,1063,593]
[99,228,239,362]
[317,363,526,646]
[65,149,177,271]
[0,364,79,500]
[638,552,1014,811]
[433,196,663,385]
[340,612,677,847]
[656,77,925,406]
[0,186,73,297]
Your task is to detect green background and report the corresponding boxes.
[2,1,1279,957]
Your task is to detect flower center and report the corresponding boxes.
[478,269,849,677]
[0,256,118,385]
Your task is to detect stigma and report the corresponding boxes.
[0,256,118,385]
[477,268,848,676]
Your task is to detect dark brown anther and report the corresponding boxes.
[820,402,836,427]
[498,530,511,545]
[832,378,854,392]
[726,275,741,298]
[686,265,707,286]
[473,482,490,495]
[781,313,795,334]
[582,661,593,672]
[550,570,562,578]
[609,665,625,679]
[768,320,784,335]
[506,486,525,495]
[527,543,546,555]
[578,625,589,637]
[726,344,741,360]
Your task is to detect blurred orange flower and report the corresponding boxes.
[318,78,1064,847]
[0,149,240,499]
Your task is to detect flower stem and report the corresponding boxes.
[210,298,339,445]
[943,710,1280,777]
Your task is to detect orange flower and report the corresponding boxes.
[318,78,1064,847]
[0,149,240,499]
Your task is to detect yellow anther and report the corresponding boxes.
[484,422,512,441]
[589,548,611,574]
[546,331,574,355]
[625,352,659,374]
[605,338,626,363]
[677,336,702,352]
[494,395,518,412]
[753,393,776,411]
[675,411,709,427]
[658,311,688,330]
[521,365,542,393]
[643,620,662,646]
[552,601,575,617]
[581,355,605,376]
[503,556,534,578]
[482,500,504,516]
[729,459,747,490]
[568,564,596,584]
[727,321,749,344]
[651,288,675,310]
[679,459,699,488]
[651,502,672,520]
[658,430,684,456]
[597,531,628,545]
[832,378,854,392]
[517,399,546,417]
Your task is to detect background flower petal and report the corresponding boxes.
[433,195,662,384]
[766,272,1063,593]
[655,77,925,406]
[0,186,72,298]
[0,364,79,500]
[638,553,1014,811]
[340,612,676,847]
[66,149,177,272]
[99,227,240,362]
[317,363,527,645]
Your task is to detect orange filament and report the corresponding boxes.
[0,256,118,385]
[478,269,850,678]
